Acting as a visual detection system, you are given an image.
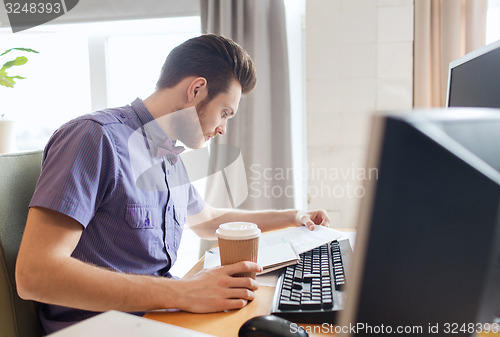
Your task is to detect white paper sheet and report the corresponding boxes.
[48,311,215,337]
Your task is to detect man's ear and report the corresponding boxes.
[187,77,208,103]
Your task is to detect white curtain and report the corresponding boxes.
[414,0,488,107]
[200,0,294,210]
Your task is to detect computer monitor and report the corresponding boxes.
[339,108,500,337]
[447,39,500,108]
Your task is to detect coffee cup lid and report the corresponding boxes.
[215,222,261,240]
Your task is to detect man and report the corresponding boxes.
[15,34,329,334]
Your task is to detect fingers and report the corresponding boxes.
[225,287,256,302]
[176,264,259,313]
[316,209,331,227]
[296,211,317,230]
[296,211,312,229]
[213,266,259,311]
[222,273,258,290]
[221,261,262,277]
[304,217,316,230]
[222,299,248,310]
[296,209,331,230]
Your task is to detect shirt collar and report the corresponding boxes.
[130,98,174,150]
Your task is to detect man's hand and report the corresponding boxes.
[172,261,262,313]
[295,209,330,230]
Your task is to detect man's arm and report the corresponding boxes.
[187,205,330,240]
[16,207,261,313]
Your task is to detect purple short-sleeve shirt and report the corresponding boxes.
[29,98,205,334]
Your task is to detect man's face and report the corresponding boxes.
[180,79,242,149]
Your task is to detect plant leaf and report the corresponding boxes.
[0,48,38,88]
[0,48,39,57]
[1,56,28,72]
[0,73,25,88]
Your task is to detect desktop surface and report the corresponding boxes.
[145,286,335,337]
[144,237,345,337]
[146,286,276,337]
[144,268,336,337]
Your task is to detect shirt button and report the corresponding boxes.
[167,206,171,211]
[119,113,126,118]
[144,218,150,226]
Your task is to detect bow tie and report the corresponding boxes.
[156,140,185,164]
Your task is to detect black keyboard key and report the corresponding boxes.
[279,300,301,310]
[301,300,322,310]
[322,299,334,309]
[281,289,291,298]
[293,269,303,281]
[303,273,320,282]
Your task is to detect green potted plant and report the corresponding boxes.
[0,47,39,153]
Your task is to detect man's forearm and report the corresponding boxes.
[18,245,179,312]
[212,208,298,230]
[188,206,299,240]
[18,252,261,314]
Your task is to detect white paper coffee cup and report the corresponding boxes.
[215,222,261,279]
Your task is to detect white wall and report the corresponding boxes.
[305,0,414,228]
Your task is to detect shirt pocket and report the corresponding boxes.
[125,204,159,229]
[172,205,186,249]
[120,204,165,261]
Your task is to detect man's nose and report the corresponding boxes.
[216,122,226,135]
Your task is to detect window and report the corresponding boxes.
[0,16,200,151]
[105,17,201,107]
[0,29,91,150]
[487,0,500,44]
[284,0,306,210]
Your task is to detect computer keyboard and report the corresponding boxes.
[270,239,352,324]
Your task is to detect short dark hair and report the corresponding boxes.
[156,34,257,100]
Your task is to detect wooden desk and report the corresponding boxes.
[144,230,500,337]
[144,257,336,337]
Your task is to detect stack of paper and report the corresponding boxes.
[204,226,344,274]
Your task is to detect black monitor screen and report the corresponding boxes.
[447,40,500,108]
[340,109,500,337]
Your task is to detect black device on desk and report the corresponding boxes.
[239,315,309,337]
[338,110,500,337]
[270,239,352,324]
[266,109,500,337]
[447,39,500,109]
